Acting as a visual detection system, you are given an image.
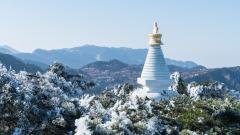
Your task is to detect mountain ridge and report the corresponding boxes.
[0,52,42,73]
[81,60,240,92]
[13,45,200,69]
[0,45,20,54]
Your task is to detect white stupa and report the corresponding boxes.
[137,22,175,100]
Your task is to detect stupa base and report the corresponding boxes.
[132,87,178,101]
[137,78,171,92]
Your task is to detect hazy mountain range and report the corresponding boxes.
[0,45,240,92]
[0,52,42,73]
[81,60,240,92]
[0,45,19,54]
[6,45,199,69]
[0,44,201,72]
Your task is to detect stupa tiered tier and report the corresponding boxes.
[137,22,173,100]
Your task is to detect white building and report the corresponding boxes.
[137,22,176,100]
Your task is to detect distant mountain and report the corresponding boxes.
[4,45,239,91]
[184,66,240,91]
[167,59,200,69]
[80,59,205,93]
[82,59,129,72]
[22,59,49,70]
[14,45,200,69]
[0,45,19,54]
[81,59,142,93]
[0,53,42,73]
[81,60,240,92]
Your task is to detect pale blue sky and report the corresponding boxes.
[0,0,239,68]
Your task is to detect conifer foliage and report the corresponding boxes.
[0,63,94,134]
[76,72,240,135]
[0,63,239,135]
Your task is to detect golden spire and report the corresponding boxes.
[149,22,163,45]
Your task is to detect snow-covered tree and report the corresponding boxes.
[170,72,188,95]
[75,73,240,135]
[0,63,94,134]
[0,64,239,135]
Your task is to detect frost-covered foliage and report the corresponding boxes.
[187,81,227,100]
[76,85,240,135]
[228,89,240,101]
[75,84,171,135]
[170,72,188,95]
[170,72,237,101]
[75,73,240,135]
[1,64,239,135]
[186,80,240,101]
[0,63,94,134]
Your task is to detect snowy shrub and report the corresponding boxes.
[187,81,227,100]
[75,83,240,135]
[171,72,231,100]
[75,84,176,134]
[1,63,239,135]
[0,63,94,134]
[170,72,188,95]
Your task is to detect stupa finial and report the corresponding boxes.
[149,21,162,45]
[153,22,159,34]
